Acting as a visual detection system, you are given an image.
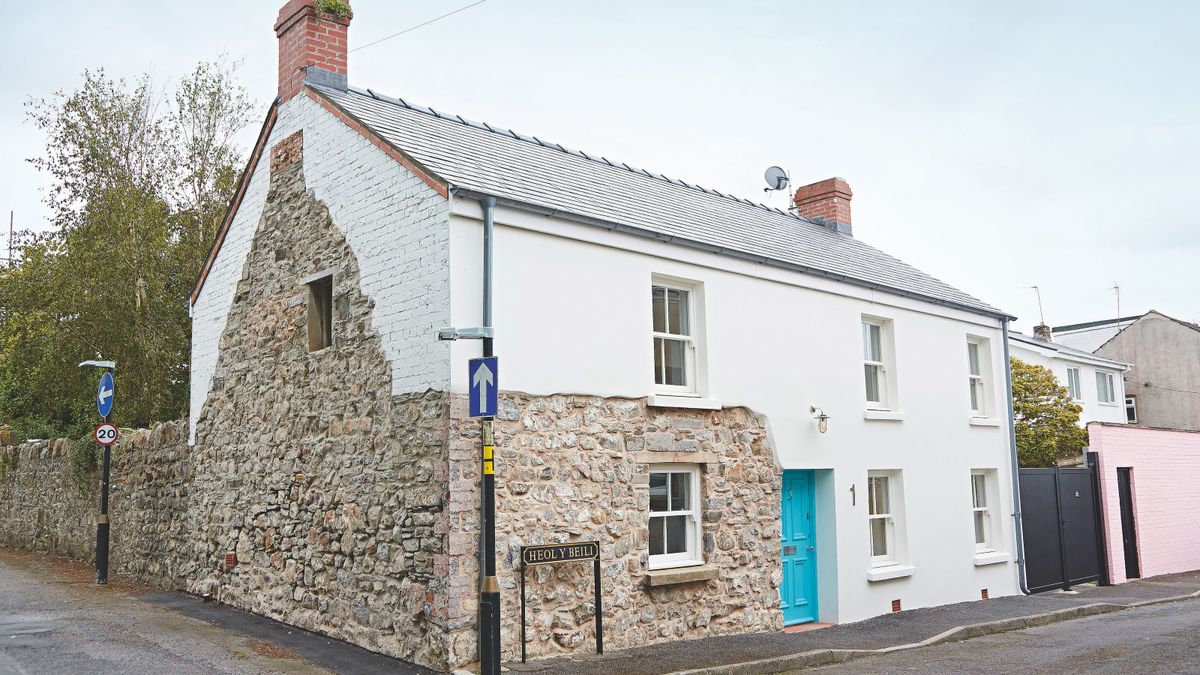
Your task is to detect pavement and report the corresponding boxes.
[507,571,1200,674]
[805,598,1200,674]
[0,547,434,675]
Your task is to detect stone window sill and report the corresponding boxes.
[647,394,722,410]
[863,409,904,422]
[969,417,1003,427]
[645,564,719,587]
[866,564,916,582]
[973,551,1010,566]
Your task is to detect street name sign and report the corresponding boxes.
[469,356,498,418]
[519,540,603,661]
[96,371,114,418]
[520,541,600,566]
[93,422,119,446]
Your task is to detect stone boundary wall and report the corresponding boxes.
[0,420,192,585]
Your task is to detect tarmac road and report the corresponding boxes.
[806,598,1200,674]
[0,548,429,675]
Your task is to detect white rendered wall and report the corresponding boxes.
[189,94,449,443]
[1009,342,1127,426]
[448,202,1021,623]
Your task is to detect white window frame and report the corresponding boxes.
[651,279,699,396]
[1097,371,1116,404]
[648,465,703,570]
[966,338,991,417]
[867,472,898,568]
[1066,367,1083,401]
[1125,395,1138,423]
[970,471,994,553]
[862,318,893,410]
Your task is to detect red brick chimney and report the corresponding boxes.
[275,0,352,102]
[794,177,853,236]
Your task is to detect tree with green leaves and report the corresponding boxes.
[0,60,254,441]
[1011,357,1090,467]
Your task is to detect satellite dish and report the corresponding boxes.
[764,166,789,192]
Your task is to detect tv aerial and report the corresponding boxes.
[763,166,790,193]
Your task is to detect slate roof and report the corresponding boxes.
[310,83,1009,318]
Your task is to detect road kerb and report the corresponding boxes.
[667,596,1199,675]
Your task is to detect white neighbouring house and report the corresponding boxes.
[185,2,1024,669]
[1009,329,1131,426]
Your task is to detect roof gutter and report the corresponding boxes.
[449,187,1015,322]
[1003,318,1032,595]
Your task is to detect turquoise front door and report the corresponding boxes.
[781,470,818,625]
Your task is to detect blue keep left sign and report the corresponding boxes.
[469,357,498,418]
[96,371,114,418]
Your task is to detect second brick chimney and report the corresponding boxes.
[793,177,853,236]
[275,0,352,102]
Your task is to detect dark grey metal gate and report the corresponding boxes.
[1018,452,1109,593]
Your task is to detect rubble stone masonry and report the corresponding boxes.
[444,394,784,665]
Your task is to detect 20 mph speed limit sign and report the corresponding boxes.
[93,422,119,446]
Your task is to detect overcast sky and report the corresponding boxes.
[3,0,1197,331]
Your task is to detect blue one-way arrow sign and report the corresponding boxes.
[469,356,498,418]
[97,371,114,418]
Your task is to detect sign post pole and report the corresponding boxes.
[594,556,603,654]
[520,559,527,663]
[93,365,116,585]
[478,195,501,675]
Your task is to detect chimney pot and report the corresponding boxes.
[275,0,352,102]
[1033,324,1053,342]
[793,177,853,236]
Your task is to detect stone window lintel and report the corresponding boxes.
[632,451,721,465]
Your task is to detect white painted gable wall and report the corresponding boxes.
[189,95,449,443]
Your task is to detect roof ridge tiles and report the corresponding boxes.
[335,83,807,222]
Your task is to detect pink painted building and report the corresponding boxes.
[1089,422,1200,584]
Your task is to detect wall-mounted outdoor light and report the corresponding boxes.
[810,405,830,433]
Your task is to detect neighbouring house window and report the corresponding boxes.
[967,339,989,416]
[863,319,891,408]
[1066,367,1083,401]
[1125,396,1138,423]
[1097,371,1116,403]
[652,281,697,393]
[868,472,898,567]
[971,471,994,552]
[307,274,333,352]
[648,466,701,569]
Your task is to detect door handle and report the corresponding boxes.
[806,546,815,551]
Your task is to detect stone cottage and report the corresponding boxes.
[188,1,1024,670]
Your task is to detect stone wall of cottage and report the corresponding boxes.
[444,393,784,667]
[185,135,453,669]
